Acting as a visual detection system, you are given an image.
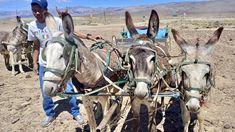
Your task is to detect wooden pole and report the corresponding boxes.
[96,102,118,131]
[113,97,131,132]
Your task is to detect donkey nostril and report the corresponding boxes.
[50,87,54,93]
[197,107,200,111]
[186,105,189,110]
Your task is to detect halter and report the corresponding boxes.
[125,43,169,95]
[43,36,79,92]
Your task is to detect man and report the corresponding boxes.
[28,0,101,127]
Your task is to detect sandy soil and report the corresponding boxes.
[0,18,235,132]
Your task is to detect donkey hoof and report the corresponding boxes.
[11,71,16,76]
[25,74,31,78]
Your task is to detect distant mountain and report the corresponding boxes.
[0,0,234,19]
[103,0,235,16]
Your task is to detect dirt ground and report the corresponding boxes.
[0,16,235,132]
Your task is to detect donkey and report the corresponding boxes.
[124,10,173,131]
[42,12,126,131]
[2,16,31,75]
[0,31,11,70]
[171,27,223,132]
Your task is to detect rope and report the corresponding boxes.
[57,80,127,98]
[95,57,125,92]
[92,52,114,72]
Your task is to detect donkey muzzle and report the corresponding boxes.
[185,98,201,113]
[134,82,149,99]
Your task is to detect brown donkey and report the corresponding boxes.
[125,10,173,131]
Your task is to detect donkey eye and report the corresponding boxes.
[203,73,209,79]
[59,55,63,59]
[182,71,188,78]
[129,55,135,64]
[130,58,135,66]
[150,56,155,63]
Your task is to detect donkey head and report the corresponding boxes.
[125,10,160,99]
[172,27,223,112]
[127,44,159,99]
[43,12,75,97]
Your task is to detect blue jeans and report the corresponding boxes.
[39,65,80,117]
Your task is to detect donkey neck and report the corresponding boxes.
[74,40,103,87]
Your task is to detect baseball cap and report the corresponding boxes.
[31,0,48,9]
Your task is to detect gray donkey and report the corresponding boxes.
[2,16,32,75]
[171,27,223,132]
[42,12,126,131]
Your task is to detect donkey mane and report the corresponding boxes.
[11,26,27,38]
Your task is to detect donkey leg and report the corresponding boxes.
[82,96,97,132]
[197,110,204,132]
[131,99,141,132]
[9,51,16,75]
[3,53,11,70]
[156,97,166,131]
[18,60,25,74]
[180,100,190,132]
[17,48,25,74]
[99,96,111,131]
[147,101,157,132]
[99,96,110,116]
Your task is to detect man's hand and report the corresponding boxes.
[87,34,103,41]
[33,63,38,74]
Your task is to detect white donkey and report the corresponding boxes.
[171,27,223,132]
[2,16,29,75]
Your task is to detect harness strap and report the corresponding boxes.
[50,36,70,46]
[44,37,78,90]
[57,80,128,98]
[181,61,211,66]
[178,59,215,103]
[44,68,64,77]
[132,78,151,85]
[154,45,167,57]
[95,57,125,92]
[185,87,204,92]
[62,45,76,81]
[92,52,114,72]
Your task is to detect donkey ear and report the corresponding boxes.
[62,13,74,39]
[125,11,138,38]
[202,27,223,54]
[147,10,159,39]
[45,12,59,34]
[205,27,223,48]
[65,7,68,13]
[56,7,62,18]
[171,29,188,52]
[16,16,25,27]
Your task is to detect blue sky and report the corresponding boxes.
[0,0,205,11]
